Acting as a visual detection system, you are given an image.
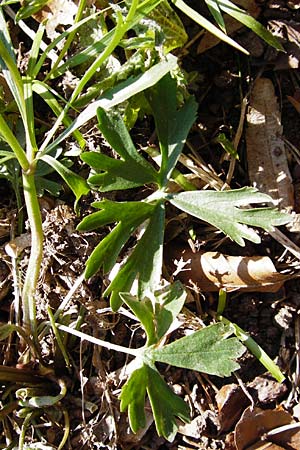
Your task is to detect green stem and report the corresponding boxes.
[219,315,285,383]
[21,172,43,340]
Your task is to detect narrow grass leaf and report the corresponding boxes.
[44,54,178,154]
[205,0,226,34]
[33,81,85,148]
[218,0,284,51]
[0,8,25,118]
[171,0,249,53]
[27,22,46,77]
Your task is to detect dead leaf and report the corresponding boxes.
[266,423,300,450]
[168,246,289,292]
[234,406,293,450]
[270,20,300,70]
[5,233,31,258]
[32,0,77,40]
[246,77,294,211]
[216,384,250,432]
[197,0,260,54]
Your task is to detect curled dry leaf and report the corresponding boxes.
[246,77,294,212]
[167,246,289,292]
[234,406,293,450]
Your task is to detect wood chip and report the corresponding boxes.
[246,78,294,211]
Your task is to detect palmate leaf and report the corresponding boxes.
[120,287,245,440]
[81,107,158,191]
[146,73,197,188]
[105,202,165,310]
[120,364,190,442]
[148,322,245,377]
[168,187,292,246]
[77,200,155,278]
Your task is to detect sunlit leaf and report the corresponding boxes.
[105,202,165,310]
[77,200,155,278]
[168,187,291,246]
[40,154,90,206]
[120,281,186,345]
[120,364,190,442]
[146,73,197,187]
[218,0,284,51]
[45,54,178,154]
[149,322,245,377]
[81,107,158,191]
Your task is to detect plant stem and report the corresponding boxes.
[57,324,140,357]
[21,172,43,341]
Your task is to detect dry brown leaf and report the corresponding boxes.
[168,247,289,292]
[197,0,260,54]
[216,384,250,432]
[266,423,300,450]
[32,0,77,40]
[246,78,294,211]
[234,406,293,450]
[287,94,300,114]
[270,20,300,70]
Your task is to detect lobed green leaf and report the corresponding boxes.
[169,187,291,246]
[149,322,246,377]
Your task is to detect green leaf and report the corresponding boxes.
[44,54,178,155]
[218,0,284,51]
[77,200,155,278]
[204,0,226,34]
[119,365,148,432]
[15,0,50,21]
[149,322,245,377]
[120,364,190,442]
[105,202,165,310]
[147,0,188,53]
[171,0,249,53]
[169,187,292,246]
[120,281,186,346]
[32,81,85,148]
[146,74,197,187]
[147,366,190,441]
[40,154,90,207]
[80,107,158,191]
[215,133,239,160]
